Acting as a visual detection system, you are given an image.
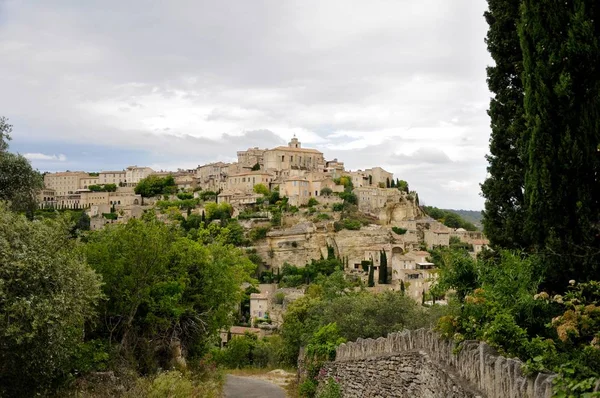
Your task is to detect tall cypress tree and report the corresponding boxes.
[481,0,528,249]
[368,262,375,287]
[519,0,600,287]
[378,250,388,284]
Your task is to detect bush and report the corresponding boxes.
[332,203,344,212]
[177,192,194,200]
[102,212,118,220]
[249,226,270,241]
[274,292,286,305]
[342,219,361,230]
[392,227,407,235]
[320,187,333,196]
[307,198,319,207]
[315,213,332,222]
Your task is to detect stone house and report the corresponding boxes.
[423,229,450,249]
[250,293,270,320]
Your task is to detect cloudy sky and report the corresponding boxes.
[1,0,492,210]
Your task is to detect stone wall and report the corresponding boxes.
[325,329,555,398]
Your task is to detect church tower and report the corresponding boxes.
[288,135,301,148]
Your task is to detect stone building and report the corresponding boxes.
[99,170,127,186]
[227,171,275,192]
[125,166,154,186]
[237,147,267,169]
[423,229,450,249]
[250,293,269,320]
[354,187,403,213]
[263,137,325,174]
[43,171,89,196]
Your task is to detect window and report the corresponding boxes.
[282,155,285,162]
[290,156,293,162]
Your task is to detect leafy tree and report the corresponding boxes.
[251,162,261,171]
[519,0,600,288]
[320,187,333,196]
[429,248,479,302]
[83,218,255,370]
[0,118,43,217]
[204,202,233,221]
[0,116,12,152]
[253,183,270,196]
[307,198,319,207]
[396,179,409,193]
[0,204,102,395]
[480,0,528,250]
[134,175,177,197]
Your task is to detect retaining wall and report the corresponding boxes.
[323,328,555,398]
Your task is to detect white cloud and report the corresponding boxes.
[23,153,67,162]
[441,180,472,192]
[1,0,492,209]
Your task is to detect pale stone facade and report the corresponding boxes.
[227,171,275,192]
[99,170,127,186]
[423,229,450,249]
[354,187,403,213]
[44,171,89,196]
[125,166,154,186]
[237,147,267,169]
[263,138,325,173]
[250,293,269,320]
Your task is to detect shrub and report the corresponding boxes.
[102,212,118,220]
[342,219,361,230]
[320,187,333,196]
[392,227,407,235]
[307,198,319,207]
[249,226,270,241]
[274,292,286,305]
[332,203,344,212]
[315,213,332,222]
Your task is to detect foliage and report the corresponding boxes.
[0,204,102,395]
[316,377,342,398]
[338,191,357,205]
[253,183,270,196]
[134,175,177,197]
[332,203,344,212]
[314,213,332,222]
[248,226,270,242]
[396,179,409,193]
[204,202,233,221]
[251,162,261,171]
[0,124,43,216]
[518,0,600,292]
[392,226,407,235]
[378,250,388,284]
[83,218,256,371]
[102,212,118,220]
[423,206,478,231]
[367,264,375,287]
[320,187,333,196]
[199,190,217,201]
[307,198,319,207]
[177,192,194,200]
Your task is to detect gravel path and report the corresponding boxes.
[223,374,287,398]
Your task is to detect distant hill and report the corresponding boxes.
[443,209,483,230]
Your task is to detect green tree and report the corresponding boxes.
[205,202,233,221]
[83,218,255,369]
[378,250,388,284]
[253,183,270,196]
[519,0,600,288]
[134,175,177,197]
[396,179,409,193]
[0,204,102,395]
[0,118,43,217]
[320,187,333,196]
[480,0,528,250]
[367,263,375,287]
[251,162,261,171]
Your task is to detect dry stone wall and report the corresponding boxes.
[324,329,555,398]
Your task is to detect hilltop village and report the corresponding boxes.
[38,137,488,313]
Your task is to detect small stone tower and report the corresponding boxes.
[289,135,301,148]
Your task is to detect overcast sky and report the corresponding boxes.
[1,0,492,210]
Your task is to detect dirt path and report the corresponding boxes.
[223,374,287,398]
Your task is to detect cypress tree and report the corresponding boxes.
[378,250,389,284]
[519,0,600,287]
[368,262,375,287]
[481,0,528,249]
[400,280,406,295]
